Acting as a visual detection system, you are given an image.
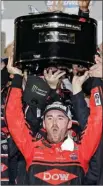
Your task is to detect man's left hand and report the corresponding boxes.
[72,71,89,95]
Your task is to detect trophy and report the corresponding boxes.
[13,12,97,75]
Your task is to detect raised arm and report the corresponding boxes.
[72,71,90,130]
[5,57,34,163]
[71,91,90,130]
[75,77,103,162]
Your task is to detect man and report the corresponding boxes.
[1,57,27,185]
[88,53,103,185]
[5,56,103,185]
[1,57,20,185]
[71,53,103,184]
[71,75,103,185]
[1,58,10,185]
[23,66,81,142]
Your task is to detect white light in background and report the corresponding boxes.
[1,1,5,15]
[1,19,14,47]
[97,20,102,45]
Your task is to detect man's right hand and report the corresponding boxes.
[44,69,66,89]
[7,56,22,76]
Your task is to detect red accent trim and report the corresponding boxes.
[79,18,86,22]
[32,162,81,167]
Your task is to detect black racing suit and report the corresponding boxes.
[72,80,103,185]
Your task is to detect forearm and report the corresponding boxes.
[72,91,90,130]
[5,75,34,161]
[80,78,103,161]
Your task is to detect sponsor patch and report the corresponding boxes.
[2,144,8,151]
[69,153,78,160]
[35,168,77,184]
[31,85,47,96]
[94,93,101,106]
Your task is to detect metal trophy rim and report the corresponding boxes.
[15,56,94,68]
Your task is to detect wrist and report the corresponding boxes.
[78,8,89,18]
[15,72,23,76]
[48,84,57,90]
[11,74,23,88]
[49,86,57,90]
[72,87,82,95]
[80,7,89,12]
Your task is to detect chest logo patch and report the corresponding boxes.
[35,168,77,184]
[69,153,78,160]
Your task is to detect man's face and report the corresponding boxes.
[43,110,72,143]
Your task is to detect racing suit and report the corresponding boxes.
[1,87,28,185]
[5,75,103,185]
[1,88,10,185]
[72,81,103,185]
